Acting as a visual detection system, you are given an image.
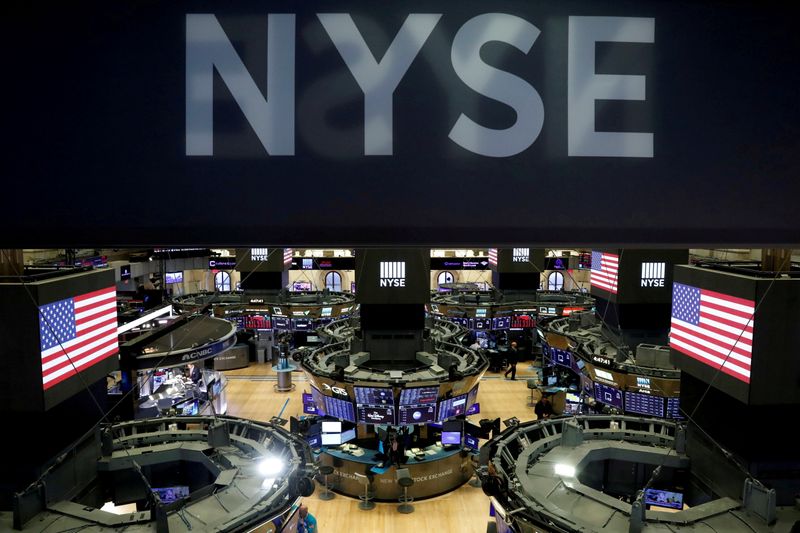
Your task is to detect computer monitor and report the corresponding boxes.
[321,420,341,433]
[398,404,436,425]
[165,271,183,284]
[437,393,467,421]
[441,432,461,445]
[466,402,480,415]
[307,434,321,448]
[152,486,189,503]
[341,428,357,443]
[321,433,342,446]
[546,375,558,386]
[464,434,480,450]
[644,489,684,510]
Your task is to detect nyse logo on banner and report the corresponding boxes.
[379,261,406,287]
[186,14,654,158]
[641,262,665,287]
[251,248,269,262]
[512,248,530,263]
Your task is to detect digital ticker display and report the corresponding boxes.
[437,394,468,421]
[357,404,395,425]
[624,391,665,418]
[399,386,438,406]
[666,397,683,419]
[594,382,623,410]
[323,396,356,423]
[354,387,394,406]
[398,404,436,425]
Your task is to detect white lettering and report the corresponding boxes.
[186,14,295,155]
[568,16,654,157]
[449,14,544,157]
[318,14,441,155]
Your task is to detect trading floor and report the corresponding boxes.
[223,363,542,533]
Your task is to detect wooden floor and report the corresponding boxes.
[222,363,543,533]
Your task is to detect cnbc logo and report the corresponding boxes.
[379,261,406,287]
[640,262,665,287]
[512,248,529,263]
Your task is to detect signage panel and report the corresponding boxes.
[4,2,800,246]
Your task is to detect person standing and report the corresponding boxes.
[297,504,317,533]
[504,341,519,380]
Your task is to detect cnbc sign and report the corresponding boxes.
[186,14,654,159]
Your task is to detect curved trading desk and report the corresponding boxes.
[318,442,474,501]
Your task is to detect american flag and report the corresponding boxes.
[669,282,753,383]
[488,249,498,267]
[591,251,619,294]
[39,287,119,390]
[283,248,293,267]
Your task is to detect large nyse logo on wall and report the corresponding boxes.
[185,14,654,158]
[379,261,406,288]
[641,262,665,287]
[251,248,269,262]
[512,248,530,263]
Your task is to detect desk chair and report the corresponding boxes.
[354,473,375,510]
[396,468,415,514]
[318,465,335,500]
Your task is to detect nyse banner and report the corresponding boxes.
[4,1,800,246]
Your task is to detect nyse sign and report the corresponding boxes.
[186,14,653,158]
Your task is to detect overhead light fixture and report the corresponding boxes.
[554,463,576,477]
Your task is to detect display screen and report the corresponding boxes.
[273,317,290,329]
[321,433,342,446]
[310,386,326,416]
[624,391,665,417]
[594,382,623,409]
[244,315,270,330]
[552,347,572,368]
[511,314,534,328]
[165,271,183,284]
[464,434,480,450]
[450,317,472,329]
[399,386,438,406]
[321,421,341,433]
[354,386,394,406]
[475,308,487,318]
[341,428,357,443]
[467,384,479,409]
[120,264,131,280]
[644,489,684,510]
[357,404,395,425]
[152,486,189,503]
[441,431,462,445]
[293,318,311,330]
[666,397,683,419]
[398,404,436,425]
[437,394,467,421]
[323,396,356,423]
[302,392,318,415]
[292,281,312,291]
[307,434,321,448]
[321,307,332,317]
[466,402,480,415]
[492,316,511,330]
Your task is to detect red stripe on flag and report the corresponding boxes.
[669,326,751,367]
[670,342,751,384]
[43,348,119,390]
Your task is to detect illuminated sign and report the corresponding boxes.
[379,261,406,287]
[512,248,530,263]
[641,262,666,287]
[594,368,615,382]
[591,355,613,367]
[250,248,269,262]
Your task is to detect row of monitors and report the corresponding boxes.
[591,381,682,419]
[224,315,340,331]
[306,423,481,451]
[448,315,534,330]
[304,385,479,426]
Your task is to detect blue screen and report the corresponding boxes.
[442,431,461,445]
[437,394,467,421]
[593,382,623,409]
[644,489,683,510]
[152,486,189,503]
[464,434,479,450]
[398,404,436,425]
[466,402,480,415]
[624,391,665,417]
[323,396,356,423]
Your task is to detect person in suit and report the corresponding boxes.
[187,362,202,385]
[504,341,519,380]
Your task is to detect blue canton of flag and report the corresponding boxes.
[591,250,602,270]
[671,283,701,325]
[39,298,77,352]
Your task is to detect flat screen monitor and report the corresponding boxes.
[357,404,395,425]
[306,335,320,343]
[624,391,665,418]
[666,397,682,419]
[120,264,131,281]
[565,393,581,404]
[594,382,623,410]
[475,308,487,317]
[399,386,438,406]
[273,317,290,330]
[546,375,558,386]
[152,486,189,503]
[321,433,342,446]
[467,384,479,408]
[293,318,311,330]
[644,489,684,510]
[321,307,332,317]
[310,386,326,416]
[398,404,436,425]
[292,281,312,291]
[165,271,183,284]
[354,386,394,406]
[340,428,357,443]
[464,434,480,450]
[466,402,480,415]
[474,318,491,330]
[441,431,462,445]
[322,396,356,422]
[306,434,321,448]
[443,419,463,433]
[437,394,468,421]
[492,316,511,330]
[321,421,342,433]
[552,348,572,368]
[180,400,198,416]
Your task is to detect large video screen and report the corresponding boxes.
[398,404,436,425]
[593,382,623,410]
[310,386,326,416]
[399,386,438,406]
[354,249,431,304]
[437,394,468,421]
[357,404,395,425]
[551,347,572,368]
[467,384,479,410]
[624,391,665,418]
[666,397,682,419]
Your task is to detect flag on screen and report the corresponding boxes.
[669,282,753,383]
[283,248,293,266]
[488,249,498,266]
[39,286,118,390]
[591,251,619,294]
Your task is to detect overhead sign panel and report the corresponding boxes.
[4,1,800,246]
